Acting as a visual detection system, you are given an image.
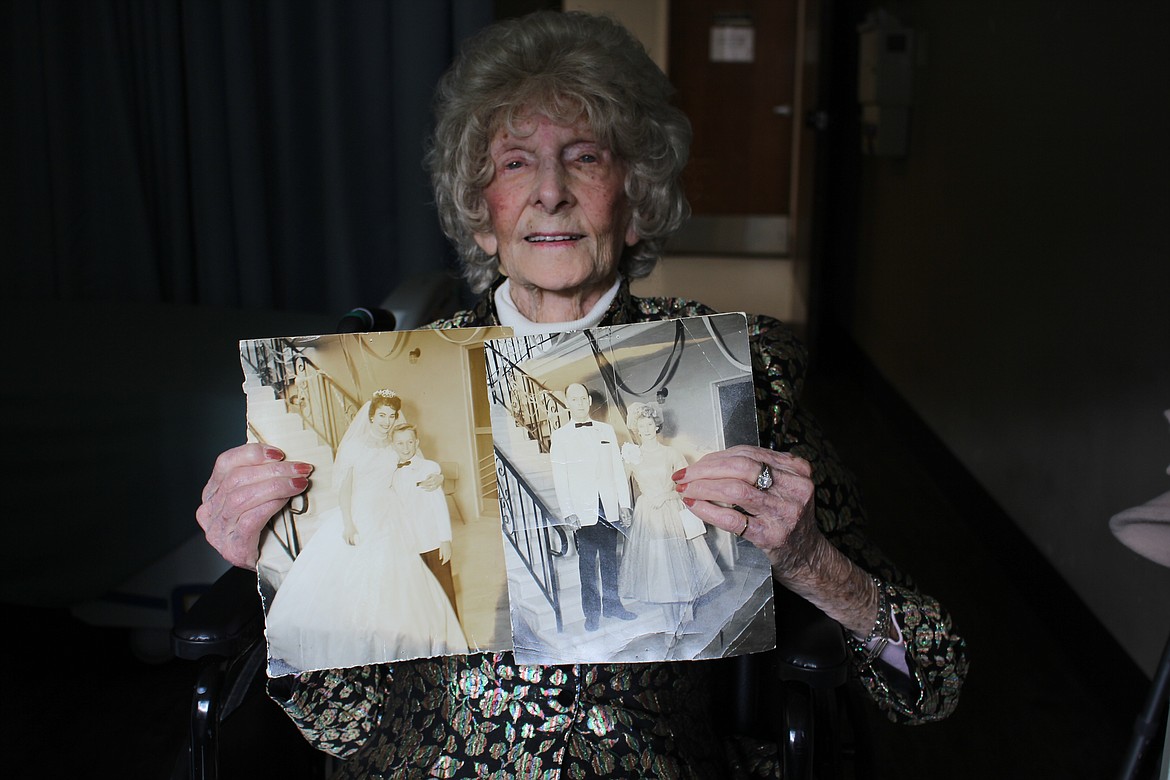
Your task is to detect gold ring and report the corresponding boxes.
[737,514,750,537]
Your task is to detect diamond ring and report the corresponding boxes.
[755,463,773,491]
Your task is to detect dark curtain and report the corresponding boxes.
[1,0,492,314]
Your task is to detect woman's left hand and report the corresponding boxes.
[671,445,820,577]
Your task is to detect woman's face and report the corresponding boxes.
[371,406,399,439]
[636,415,659,440]
[474,114,637,300]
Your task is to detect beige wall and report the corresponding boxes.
[301,330,497,524]
[839,1,1170,675]
[563,0,669,69]
[632,255,803,324]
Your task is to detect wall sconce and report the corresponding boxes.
[409,347,421,364]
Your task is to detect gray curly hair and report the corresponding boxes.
[426,11,692,293]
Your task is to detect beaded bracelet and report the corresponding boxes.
[855,575,891,666]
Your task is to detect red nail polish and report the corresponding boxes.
[671,468,686,481]
[682,497,695,507]
[294,462,314,475]
[291,477,309,491]
[264,446,284,461]
[675,483,686,493]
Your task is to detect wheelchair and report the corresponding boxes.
[172,273,871,779]
[173,567,867,780]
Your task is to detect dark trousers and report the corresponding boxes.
[576,515,622,620]
[420,548,458,619]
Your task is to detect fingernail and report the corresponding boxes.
[291,477,309,490]
[264,446,284,461]
[682,497,695,507]
[675,483,686,493]
[671,468,686,481]
[294,463,314,475]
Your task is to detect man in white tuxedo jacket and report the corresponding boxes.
[550,383,637,631]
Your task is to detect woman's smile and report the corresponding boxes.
[525,232,584,244]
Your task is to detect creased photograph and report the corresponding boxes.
[240,326,512,675]
[486,313,777,665]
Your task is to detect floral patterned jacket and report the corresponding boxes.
[273,279,967,779]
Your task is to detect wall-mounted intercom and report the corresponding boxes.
[858,10,914,157]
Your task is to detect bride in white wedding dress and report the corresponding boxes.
[264,389,468,673]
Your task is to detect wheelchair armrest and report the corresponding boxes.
[771,586,854,780]
[172,566,264,661]
[718,584,850,743]
[773,584,849,688]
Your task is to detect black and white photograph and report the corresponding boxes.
[486,313,776,665]
[241,326,512,675]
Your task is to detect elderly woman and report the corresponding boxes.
[196,10,966,778]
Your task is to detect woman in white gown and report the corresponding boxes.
[619,403,725,626]
[264,389,468,672]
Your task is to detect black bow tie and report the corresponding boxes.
[396,460,411,468]
[574,422,593,428]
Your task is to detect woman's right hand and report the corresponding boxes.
[196,443,313,570]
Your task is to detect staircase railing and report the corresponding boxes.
[484,336,570,453]
[495,446,570,633]
[241,339,295,400]
[287,357,360,456]
[478,450,498,505]
[246,421,309,563]
[241,336,360,456]
[241,337,358,563]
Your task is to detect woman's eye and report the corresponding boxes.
[578,153,598,163]
[503,160,524,170]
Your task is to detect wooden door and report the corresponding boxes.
[669,0,798,217]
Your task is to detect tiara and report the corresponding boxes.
[373,389,398,399]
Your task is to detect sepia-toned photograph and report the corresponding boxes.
[486,314,776,665]
[241,326,512,675]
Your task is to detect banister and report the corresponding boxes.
[495,446,568,633]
